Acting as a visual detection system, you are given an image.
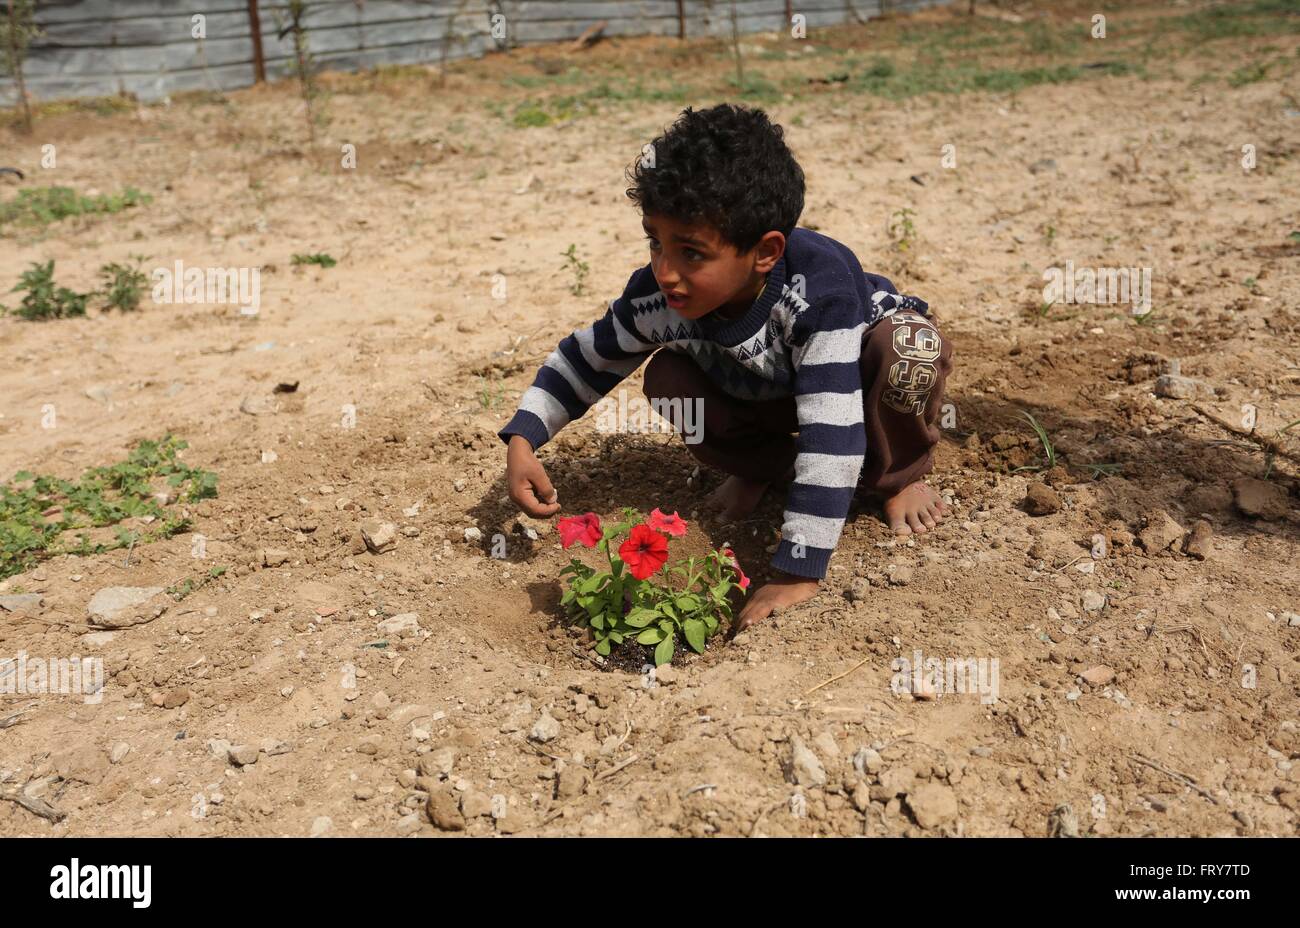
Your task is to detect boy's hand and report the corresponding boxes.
[732,573,819,634]
[506,434,561,518]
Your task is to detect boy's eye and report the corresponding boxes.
[644,236,660,250]
[684,249,704,261]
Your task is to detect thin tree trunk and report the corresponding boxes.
[6,0,33,133]
[676,0,686,40]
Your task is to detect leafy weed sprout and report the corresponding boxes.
[561,244,589,296]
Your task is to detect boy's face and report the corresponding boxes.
[642,213,785,320]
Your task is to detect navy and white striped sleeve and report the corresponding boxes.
[770,296,867,580]
[497,272,659,451]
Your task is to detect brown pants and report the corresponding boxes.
[642,312,952,498]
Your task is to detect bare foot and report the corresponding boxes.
[707,474,770,522]
[883,481,949,535]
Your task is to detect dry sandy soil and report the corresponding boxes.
[0,0,1297,837]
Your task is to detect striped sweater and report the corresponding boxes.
[497,226,929,580]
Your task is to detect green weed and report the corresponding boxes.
[0,186,151,232]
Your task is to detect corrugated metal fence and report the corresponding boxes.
[2,0,949,106]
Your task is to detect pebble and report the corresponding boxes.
[418,746,456,779]
[310,816,333,836]
[426,790,466,831]
[396,812,422,835]
[887,565,913,586]
[259,738,293,756]
[1182,520,1213,559]
[1024,482,1062,516]
[109,742,131,764]
[228,745,260,766]
[1082,591,1106,612]
[87,586,167,628]
[529,711,561,744]
[788,735,827,787]
[354,786,375,801]
[1080,665,1115,686]
[376,613,421,638]
[261,548,290,567]
[852,747,882,776]
[360,520,398,553]
[1233,477,1288,520]
[1138,509,1184,554]
[906,782,959,829]
[464,527,483,542]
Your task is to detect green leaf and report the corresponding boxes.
[608,631,624,645]
[703,613,719,632]
[636,627,666,645]
[654,633,675,666]
[590,611,606,630]
[676,593,701,612]
[595,638,611,656]
[658,618,675,635]
[625,607,658,628]
[660,602,679,621]
[683,618,707,653]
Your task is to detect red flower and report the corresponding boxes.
[557,512,602,549]
[723,547,750,591]
[648,507,687,537]
[619,523,669,580]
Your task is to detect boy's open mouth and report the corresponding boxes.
[663,290,687,308]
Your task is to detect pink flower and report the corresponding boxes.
[723,547,750,590]
[557,512,602,549]
[648,507,687,537]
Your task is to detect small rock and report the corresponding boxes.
[426,790,466,831]
[1138,509,1184,554]
[162,688,189,709]
[418,746,456,779]
[360,520,398,553]
[395,812,422,835]
[87,586,167,628]
[109,742,131,764]
[653,664,677,685]
[310,816,332,836]
[1080,665,1115,686]
[260,738,293,756]
[1082,591,1106,612]
[461,790,493,818]
[464,527,483,543]
[261,548,290,568]
[0,593,45,616]
[787,734,827,787]
[1232,478,1289,520]
[228,745,260,766]
[376,613,421,638]
[887,565,913,586]
[354,786,376,800]
[876,765,916,799]
[207,738,232,758]
[1154,373,1209,400]
[529,711,561,744]
[555,766,590,800]
[906,782,959,829]
[1024,482,1062,516]
[1182,519,1213,560]
[852,747,883,777]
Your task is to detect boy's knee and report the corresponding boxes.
[865,313,949,417]
[643,349,695,399]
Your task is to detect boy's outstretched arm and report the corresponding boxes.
[735,295,867,632]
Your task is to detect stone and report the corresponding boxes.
[207,738,232,758]
[0,593,44,616]
[87,586,167,628]
[1232,478,1289,520]
[876,765,916,799]
[261,548,290,568]
[162,688,189,709]
[852,747,883,777]
[395,812,422,835]
[376,612,421,638]
[1138,510,1184,554]
[1182,520,1213,560]
[1024,482,1062,516]
[109,742,131,764]
[426,790,466,831]
[360,520,398,553]
[555,766,590,800]
[1080,665,1115,686]
[464,527,483,543]
[1082,591,1106,612]
[529,711,561,744]
[228,745,260,766]
[461,790,493,819]
[812,730,840,759]
[887,565,913,586]
[419,746,456,779]
[1154,373,1209,400]
[652,664,677,685]
[787,735,826,787]
[310,816,332,836]
[260,738,293,756]
[851,781,872,813]
[906,782,959,829]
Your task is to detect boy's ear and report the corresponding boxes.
[752,231,786,273]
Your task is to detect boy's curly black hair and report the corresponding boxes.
[625,103,805,254]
